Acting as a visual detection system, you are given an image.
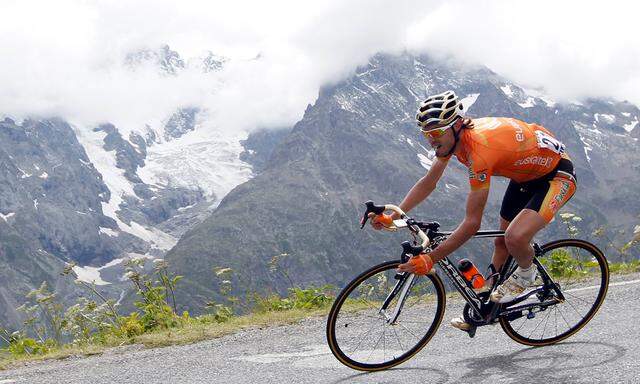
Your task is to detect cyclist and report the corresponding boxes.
[371,90,577,331]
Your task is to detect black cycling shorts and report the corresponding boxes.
[500,158,577,223]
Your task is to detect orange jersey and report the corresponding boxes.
[453,117,570,190]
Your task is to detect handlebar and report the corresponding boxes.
[359,201,403,228]
[360,200,432,252]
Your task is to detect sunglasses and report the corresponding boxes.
[420,120,455,139]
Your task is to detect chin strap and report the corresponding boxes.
[443,119,462,158]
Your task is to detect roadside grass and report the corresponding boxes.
[134,307,330,348]
[608,260,640,274]
[0,307,331,370]
[1,257,638,371]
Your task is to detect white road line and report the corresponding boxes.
[235,344,330,364]
[0,379,17,383]
[566,278,640,293]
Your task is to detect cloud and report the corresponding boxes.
[0,0,638,135]
[406,0,640,104]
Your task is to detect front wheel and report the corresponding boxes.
[500,239,609,346]
[326,260,446,371]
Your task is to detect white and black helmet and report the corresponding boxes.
[416,90,464,128]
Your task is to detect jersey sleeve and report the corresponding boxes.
[467,151,492,190]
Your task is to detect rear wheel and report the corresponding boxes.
[326,260,446,371]
[500,239,609,346]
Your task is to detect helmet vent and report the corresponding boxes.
[415,90,464,128]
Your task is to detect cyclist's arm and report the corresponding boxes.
[393,157,449,219]
[428,188,489,262]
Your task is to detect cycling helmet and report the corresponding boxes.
[416,90,464,129]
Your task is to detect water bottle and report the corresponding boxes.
[458,258,485,289]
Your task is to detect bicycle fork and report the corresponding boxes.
[377,241,426,324]
[378,272,415,325]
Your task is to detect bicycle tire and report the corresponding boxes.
[326,260,446,371]
[500,239,609,346]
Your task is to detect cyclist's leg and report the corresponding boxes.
[492,217,510,272]
[505,170,577,268]
[493,171,577,303]
[496,180,532,271]
[504,209,547,268]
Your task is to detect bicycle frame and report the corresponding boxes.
[431,229,506,320]
[379,229,505,325]
[361,202,565,327]
[393,230,565,325]
[330,204,610,370]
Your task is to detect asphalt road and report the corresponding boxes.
[1,274,639,384]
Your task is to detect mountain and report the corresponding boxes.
[1,49,638,327]
[164,52,640,313]
[0,46,255,329]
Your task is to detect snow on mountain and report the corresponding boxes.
[500,84,514,97]
[188,51,228,73]
[624,117,638,132]
[460,93,480,112]
[73,123,178,251]
[595,113,615,124]
[514,86,556,107]
[72,252,156,286]
[518,97,536,108]
[124,44,186,75]
[72,264,111,285]
[0,212,15,222]
[499,83,537,108]
[64,46,246,256]
[137,126,253,205]
[69,118,254,287]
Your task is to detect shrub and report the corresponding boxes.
[539,249,587,278]
[254,285,335,313]
[118,313,145,338]
[125,259,182,331]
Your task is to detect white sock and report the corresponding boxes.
[515,264,537,282]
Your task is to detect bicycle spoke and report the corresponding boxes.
[357,298,384,312]
[347,318,382,355]
[564,298,586,319]
[396,321,421,341]
[500,240,607,345]
[391,325,405,351]
[563,291,594,306]
[515,316,528,332]
[556,304,574,330]
[383,324,386,363]
[541,308,552,339]
[527,309,551,339]
[328,261,444,369]
[366,329,386,362]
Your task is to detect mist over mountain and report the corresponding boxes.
[1,49,638,328]
[0,46,249,328]
[164,52,640,313]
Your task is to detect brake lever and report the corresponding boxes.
[360,201,386,229]
[360,211,370,229]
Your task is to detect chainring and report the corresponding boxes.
[462,291,492,327]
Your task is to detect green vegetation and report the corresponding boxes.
[608,260,640,274]
[0,257,335,370]
[1,212,637,370]
[540,247,640,279]
[539,249,592,279]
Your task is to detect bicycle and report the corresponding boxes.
[326,201,610,371]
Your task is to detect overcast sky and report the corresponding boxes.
[1,0,638,133]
